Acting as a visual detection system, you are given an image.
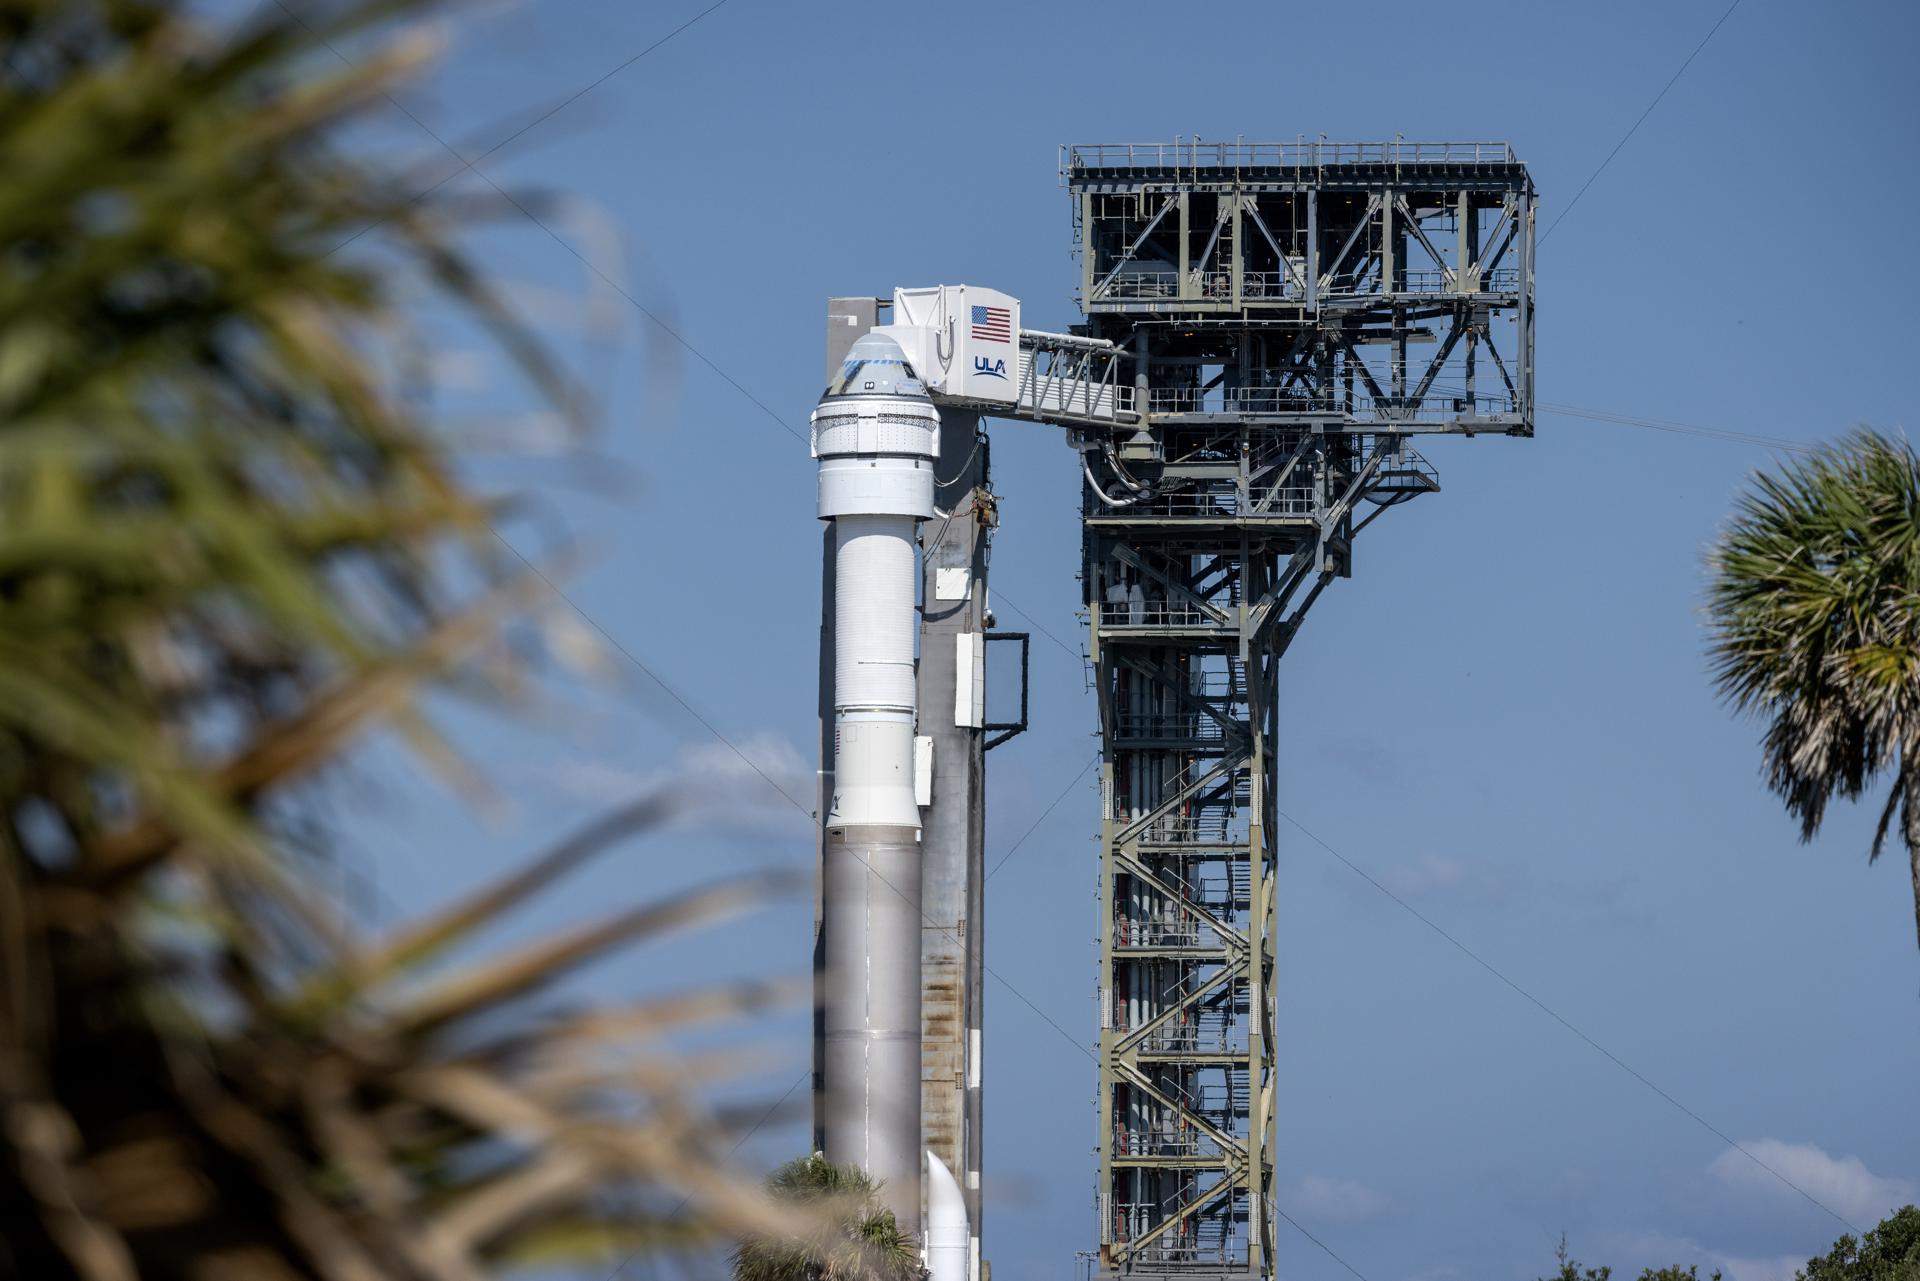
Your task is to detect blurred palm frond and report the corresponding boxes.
[0,3,819,1277]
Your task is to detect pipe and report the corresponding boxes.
[812,332,939,1235]
[1017,325,1115,351]
[1082,454,1139,507]
[925,1150,969,1281]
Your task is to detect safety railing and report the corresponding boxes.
[1137,1016,1243,1057]
[1091,269,1179,301]
[1364,443,1440,494]
[1240,270,1297,299]
[1015,343,1135,424]
[1111,712,1230,743]
[1097,600,1230,629]
[1066,139,1519,175]
[1109,1222,1242,1269]
[1350,393,1520,423]
[1139,491,1238,518]
[1112,1125,1220,1158]
[1094,264,1517,303]
[1113,916,1211,949]
[1127,814,1247,846]
[1320,264,1522,298]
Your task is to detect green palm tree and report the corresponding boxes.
[733,1154,924,1281]
[0,2,817,1276]
[1708,428,1920,952]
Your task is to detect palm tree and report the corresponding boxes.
[733,1154,924,1281]
[0,1,816,1276]
[1707,428,1920,952]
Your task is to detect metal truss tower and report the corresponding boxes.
[1067,141,1535,1279]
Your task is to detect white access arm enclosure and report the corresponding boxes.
[876,284,1021,406]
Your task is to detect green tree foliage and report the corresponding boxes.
[1796,1205,1920,1281]
[1541,1234,1723,1281]
[0,2,812,1277]
[1707,429,1920,951]
[1544,1209,1920,1281]
[733,1154,924,1281]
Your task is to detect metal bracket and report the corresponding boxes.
[982,631,1029,750]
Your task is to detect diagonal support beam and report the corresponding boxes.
[1114,849,1249,955]
[1109,543,1234,623]
[1477,206,1521,290]
[1251,432,1315,513]
[1407,314,1467,409]
[1113,652,1247,745]
[1114,1174,1242,1262]
[1114,752,1248,845]
[1337,333,1392,407]
[1244,545,1318,641]
[1194,195,1235,278]
[1473,199,1517,287]
[1093,193,1178,299]
[1395,195,1457,288]
[1243,197,1306,295]
[1115,1061,1247,1160]
[1317,193,1380,292]
[1113,960,1243,1055]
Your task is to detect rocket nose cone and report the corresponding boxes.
[823,332,928,401]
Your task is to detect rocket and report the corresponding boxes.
[811,331,937,1237]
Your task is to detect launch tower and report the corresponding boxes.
[1068,140,1535,1278]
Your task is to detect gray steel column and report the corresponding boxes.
[918,409,988,1278]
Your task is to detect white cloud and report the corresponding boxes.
[1610,1231,1805,1281]
[1283,1173,1391,1224]
[1380,853,1470,898]
[1709,1139,1916,1227]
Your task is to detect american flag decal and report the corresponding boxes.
[970,304,1011,343]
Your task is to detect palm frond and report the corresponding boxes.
[0,2,831,1276]
[1708,428,1920,948]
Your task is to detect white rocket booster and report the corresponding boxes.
[812,332,937,1235]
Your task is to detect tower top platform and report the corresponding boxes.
[1064,137,1535,436]
[1064,139,1527,186]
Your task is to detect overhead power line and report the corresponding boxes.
[1274,805,1860,1235]
[1541,402,1817,455]
[1539,0,1745,245]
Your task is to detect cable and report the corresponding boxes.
[323,0,733,259]
[1275,1204,1371,1281]
[1541,402,1817,454]
[488,529,1092,1072]
[1271,804,1861,1236]
[1539,0,1744,245]
[985,753,1098,882]
[990,593,1084,664]
[935,429,987,488]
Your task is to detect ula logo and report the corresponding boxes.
[973,356,1008,380]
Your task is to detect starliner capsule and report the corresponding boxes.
[811,331,939,1235]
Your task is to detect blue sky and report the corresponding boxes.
[329,1,1920,1278]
